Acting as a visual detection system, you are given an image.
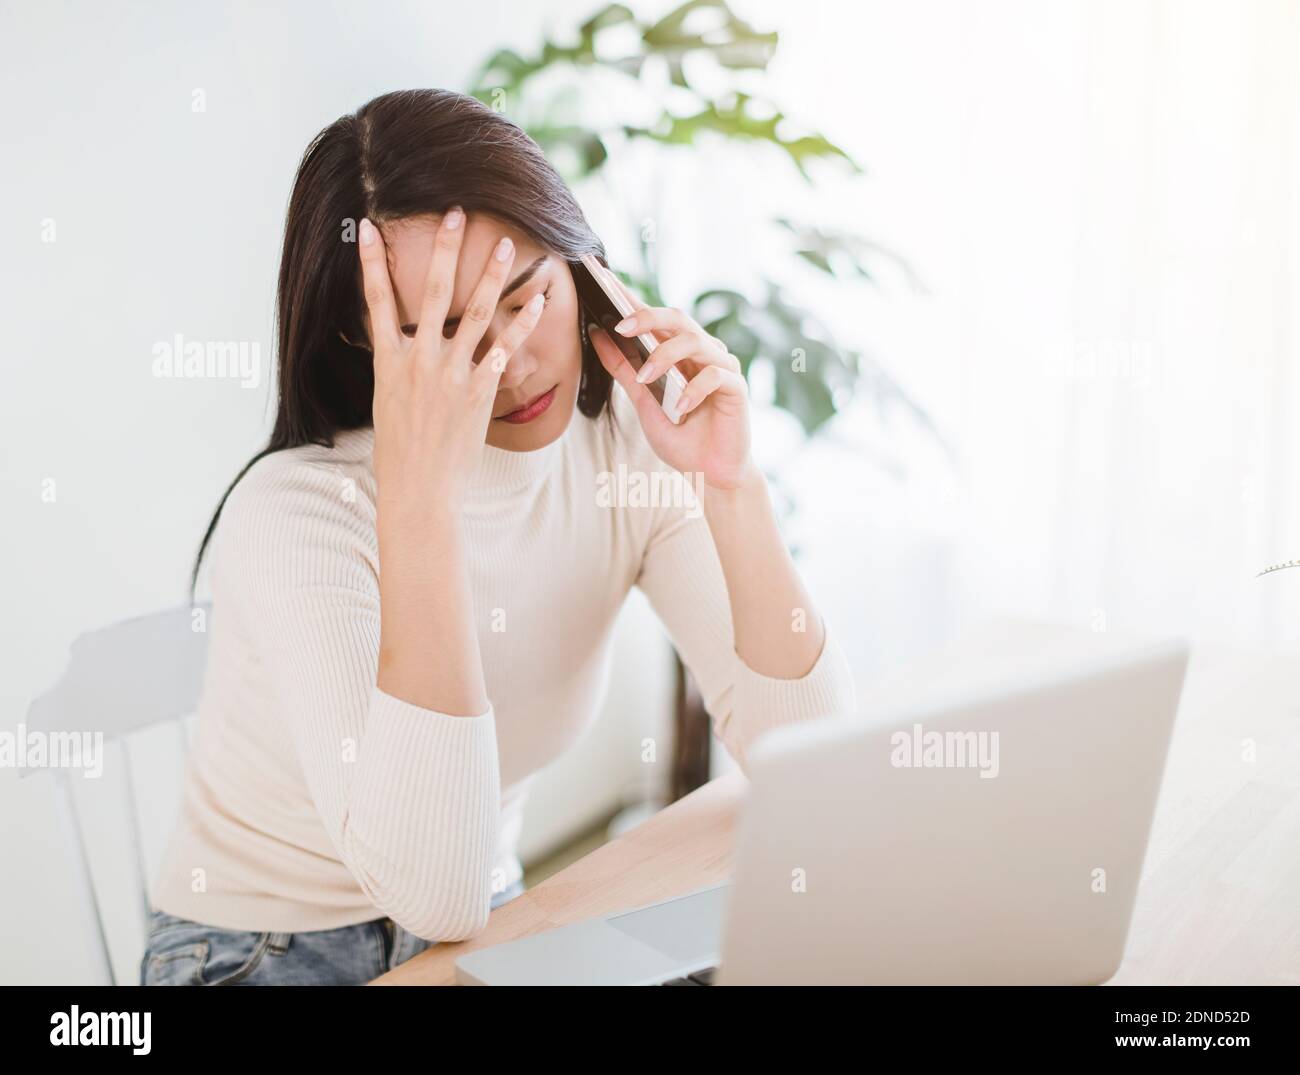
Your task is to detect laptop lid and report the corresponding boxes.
[717,634,1189,984]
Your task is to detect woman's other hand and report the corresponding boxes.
[586,271,754,493]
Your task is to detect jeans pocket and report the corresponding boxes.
[142,914,276,987]
[143,939,211,986]
[194,930,275,986]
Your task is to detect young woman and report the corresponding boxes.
[142,88,855,986]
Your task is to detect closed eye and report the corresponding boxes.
[512,283,553,317]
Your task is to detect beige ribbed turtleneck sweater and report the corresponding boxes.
[151,393,856,941]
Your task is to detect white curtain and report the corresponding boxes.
[741,0,1300,653]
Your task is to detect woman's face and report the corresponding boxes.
[378,211,583,451]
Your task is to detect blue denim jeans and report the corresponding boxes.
[140,880,526,986]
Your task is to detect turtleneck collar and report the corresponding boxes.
[332,426,564,499]
[467,436,564,497]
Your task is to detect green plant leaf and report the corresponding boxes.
[642,0,778,80]
[776,217,925,291]
[622,92,860,179]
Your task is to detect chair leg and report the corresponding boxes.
[51,770,116,986]
[118,739,153,930]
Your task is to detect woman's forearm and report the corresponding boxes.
[376,500,489,716]
[702,465,827,679]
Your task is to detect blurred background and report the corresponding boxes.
[2,0,1298,983]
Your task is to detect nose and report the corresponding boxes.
[496,349,538,390]
[480,341,537,390]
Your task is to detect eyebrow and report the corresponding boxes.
[401,255,549,334]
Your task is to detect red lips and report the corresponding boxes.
[497,385,557,424]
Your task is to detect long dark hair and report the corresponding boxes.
[191,88,613,592]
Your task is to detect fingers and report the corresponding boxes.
[630,331,705,387]
[358,218,402,353]
[601,265,725,359]
[588,325,676,436]
[414,206,466,347]
[603,270,678,343]
[676,364,747,417]
[621,328,739,390]
[475,290,547,391]
[614,308,739,369]
[450,234,516,362]
[612,305,684,340]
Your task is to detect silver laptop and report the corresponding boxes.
[455,627,1189,985]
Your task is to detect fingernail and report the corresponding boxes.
[586,323,600,337]
[443,206,463,230]
[527,292,545,313]
[359,218,376,246]
[614,318,634,335]
[635,364,653,384]
[495,236,514,261]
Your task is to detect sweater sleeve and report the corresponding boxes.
[632,476,858,775]
[214,458,500,941]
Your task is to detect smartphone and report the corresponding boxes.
[573,253,687,423]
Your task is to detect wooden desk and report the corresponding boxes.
[373,646,1300,985]
[372,771,746,985]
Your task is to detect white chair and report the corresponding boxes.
[21,603,212,985]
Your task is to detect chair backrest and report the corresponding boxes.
[22,603,213,985]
